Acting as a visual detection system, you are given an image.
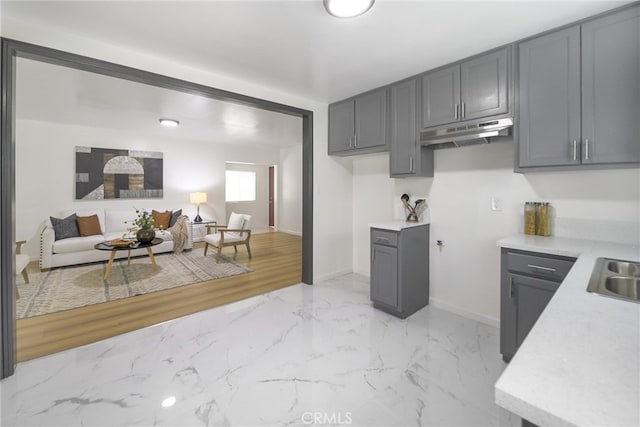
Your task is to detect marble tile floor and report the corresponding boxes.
[0,273,520,427]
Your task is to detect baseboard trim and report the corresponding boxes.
[278,229,302,237]
[313,269,353,284]
[429,297,500,328]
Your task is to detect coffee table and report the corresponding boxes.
[95,238,163,280]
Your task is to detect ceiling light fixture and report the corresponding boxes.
[159,118,180,127]
[324,0,375,18]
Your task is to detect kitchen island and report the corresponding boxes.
[495,235,639,427]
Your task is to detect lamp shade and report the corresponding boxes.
[190,192,207,204]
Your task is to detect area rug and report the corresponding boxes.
[15,248,252,319]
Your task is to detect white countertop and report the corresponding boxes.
[369,220,430,232]
[495,235,640,427]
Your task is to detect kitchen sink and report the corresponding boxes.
[588,258,640,303]
[607,261,640,277]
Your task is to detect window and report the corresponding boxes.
[225,170,256,202]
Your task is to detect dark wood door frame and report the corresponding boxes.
[0,38,314,378]
[268,166,275,227]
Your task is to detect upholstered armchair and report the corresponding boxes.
[203,212,252,263]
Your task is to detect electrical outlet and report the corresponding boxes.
[491,197,503,212]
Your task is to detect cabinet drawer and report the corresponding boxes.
[506,251,575,282]
[371,229,398,247]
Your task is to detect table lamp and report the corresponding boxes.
[190,192,207,223]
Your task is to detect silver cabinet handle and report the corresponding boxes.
[454,103,459,120]
[376,237,389,243]
[461,102,466,118]
[572,140,577,161]
[509,277,514,298]
[349,135,353,148]
[527,264,557,273]
[409,156,414,172]
[354,134,358,148]
[584,139,589,160]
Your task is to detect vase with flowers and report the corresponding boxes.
[126,209,156,243]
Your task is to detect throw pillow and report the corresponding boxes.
[76,214,102,237]
[169,209,182,227]
[50,213,80,241]
[152,210,172,230]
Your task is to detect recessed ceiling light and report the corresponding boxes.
[159,118,180,127]
[324,0,375,18]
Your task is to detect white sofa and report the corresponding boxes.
[40,209,192,270]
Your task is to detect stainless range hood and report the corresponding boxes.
[420,117,513,149]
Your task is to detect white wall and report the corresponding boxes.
[353,142,640,326]
[278,144,302,235]
[225,163,270,233]
[2,18,354,282]
[15,119,281,259]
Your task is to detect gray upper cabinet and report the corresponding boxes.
[421,65,460,128]
[328,88,388,156]
[581,6,640,165]
[355,89,388,149]
[328,99,355,154]
[518,4,639,169]
[460,48,509,121]
[518,26,582,167]
[389,78,434,177]
[421,47,509,129]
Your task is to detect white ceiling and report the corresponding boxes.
[4,1,630,147]
[15,57,303,148]
[1,0,630,104]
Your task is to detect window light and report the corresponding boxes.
[225,170,256,202]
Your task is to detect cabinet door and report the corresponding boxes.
[500,268,517,361]
[328,99,354,154]
[371,244,398,308]
[582,6,640,164]
[420,65,460,128]
[513,274,558,349]
[518,26,582,167]
[460,47,509,121]
[354,88,387,149]
[389,79,417,176]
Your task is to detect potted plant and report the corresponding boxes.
[126,209,156,243]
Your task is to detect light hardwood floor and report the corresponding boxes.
[16,231,302,362]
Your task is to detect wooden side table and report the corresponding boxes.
[191,219,217,243]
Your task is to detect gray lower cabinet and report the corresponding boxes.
[389,78,433,177]
[500,248,576,362]
[328,88,388,156]
[421,46,509,129]
[518,5,640,169]
[370,225,429,318]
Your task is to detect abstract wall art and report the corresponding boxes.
[75,146,163,200]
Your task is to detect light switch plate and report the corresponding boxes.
[491,197,503,212]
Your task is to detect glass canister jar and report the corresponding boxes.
[536,202,550,236]
[524,202,536,235]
